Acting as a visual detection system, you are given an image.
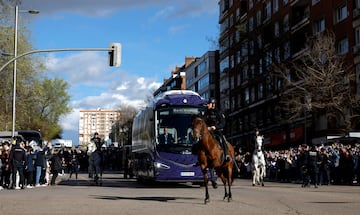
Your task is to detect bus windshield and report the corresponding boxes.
[156,107,205,153]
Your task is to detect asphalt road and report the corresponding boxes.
[0,172,359,215]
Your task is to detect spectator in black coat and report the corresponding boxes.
[9,140,26,189]
[49,149,62,186]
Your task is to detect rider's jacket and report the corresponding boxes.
[205,108,225,131]
[9,144,26,165]
[91,137,103,151]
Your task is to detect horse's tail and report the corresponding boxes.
[226,143,240,172]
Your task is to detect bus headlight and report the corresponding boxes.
[154,162,170,169]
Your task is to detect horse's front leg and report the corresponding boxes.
[202,168,210,204]
[261,165,266,186]
[252,167,256,186]
[209,168,218,189]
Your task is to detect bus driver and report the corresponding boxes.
[158,127,175,144]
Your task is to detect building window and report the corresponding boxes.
[314,17,325,33]
[220,57,229,73]
[198,74,209,91]
[243,65,248,81]
[250,87,255,103]
[236,8,240,21]
[250,65,255,79]
[264,0,271,20]
[274,47,280,63]
[249,40,254,55]
[244,88,249,104]
[220,17,229,35]
[274,21,280,37]
[265,51,272,67]
[283,14,289,32]
[257,35,262,49]
[258,83,264,99]
[229,14,234,28]
[355,27,360,45]
[256,10,262,26]
[312,0,320,6]
[337,38,349,55]
[283,0,289,5]
[241,40,248,60]
[249,0,254,9]
[198,60,207,76]
[284,41,290,59]
[335,4,347,23]
[249,16,254,32]
[273,0,279,13]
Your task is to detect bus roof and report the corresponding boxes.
[154,90,207,108]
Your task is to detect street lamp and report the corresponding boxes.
[12,5,39,136]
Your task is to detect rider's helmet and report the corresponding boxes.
[208,97,216,104]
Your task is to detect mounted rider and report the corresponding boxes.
[205,97,229,162]
[88,132,103,178]
[254,128,265,152]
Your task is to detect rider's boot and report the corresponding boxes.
[211,180,218,189]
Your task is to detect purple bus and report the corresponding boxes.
[131,90,209,183]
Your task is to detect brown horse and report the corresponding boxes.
[192,116,235,204]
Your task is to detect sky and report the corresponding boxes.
[20,0,219,145]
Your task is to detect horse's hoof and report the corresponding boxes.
[204,198,210,204]
[262,183,264,186]
[211,181,218,189]
[252,183,255,186]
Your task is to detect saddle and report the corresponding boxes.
[211,132,230,162]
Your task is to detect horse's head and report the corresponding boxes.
[192,116,206,142]
[255,135,264,150]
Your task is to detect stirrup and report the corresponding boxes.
[225,155,231,162]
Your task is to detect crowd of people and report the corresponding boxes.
[0,139,76,190]
[0,137,126,190]
[235,141,360,187]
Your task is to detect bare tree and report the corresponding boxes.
[274,31,360,130]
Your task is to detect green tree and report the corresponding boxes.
[1,2,72,140]
[30,78,72,140]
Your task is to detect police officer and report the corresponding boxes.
[205,97,229,161]
[9,138,26,189]
[88,132,103,178]
[91,132,103,151]
[308,145,321,188]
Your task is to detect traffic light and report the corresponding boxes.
[109,43,121,67]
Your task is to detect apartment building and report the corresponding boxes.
[185,51,220,102]
[154,52,220,106]
[218,0,359,150]
[79,109,120,146]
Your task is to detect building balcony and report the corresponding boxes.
[353,44,360,55]
[290,0,308,7]
[291,13,310,34]
[354,8,360,19]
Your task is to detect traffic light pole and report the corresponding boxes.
[0,46,119,74]
[0,45,121,137]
